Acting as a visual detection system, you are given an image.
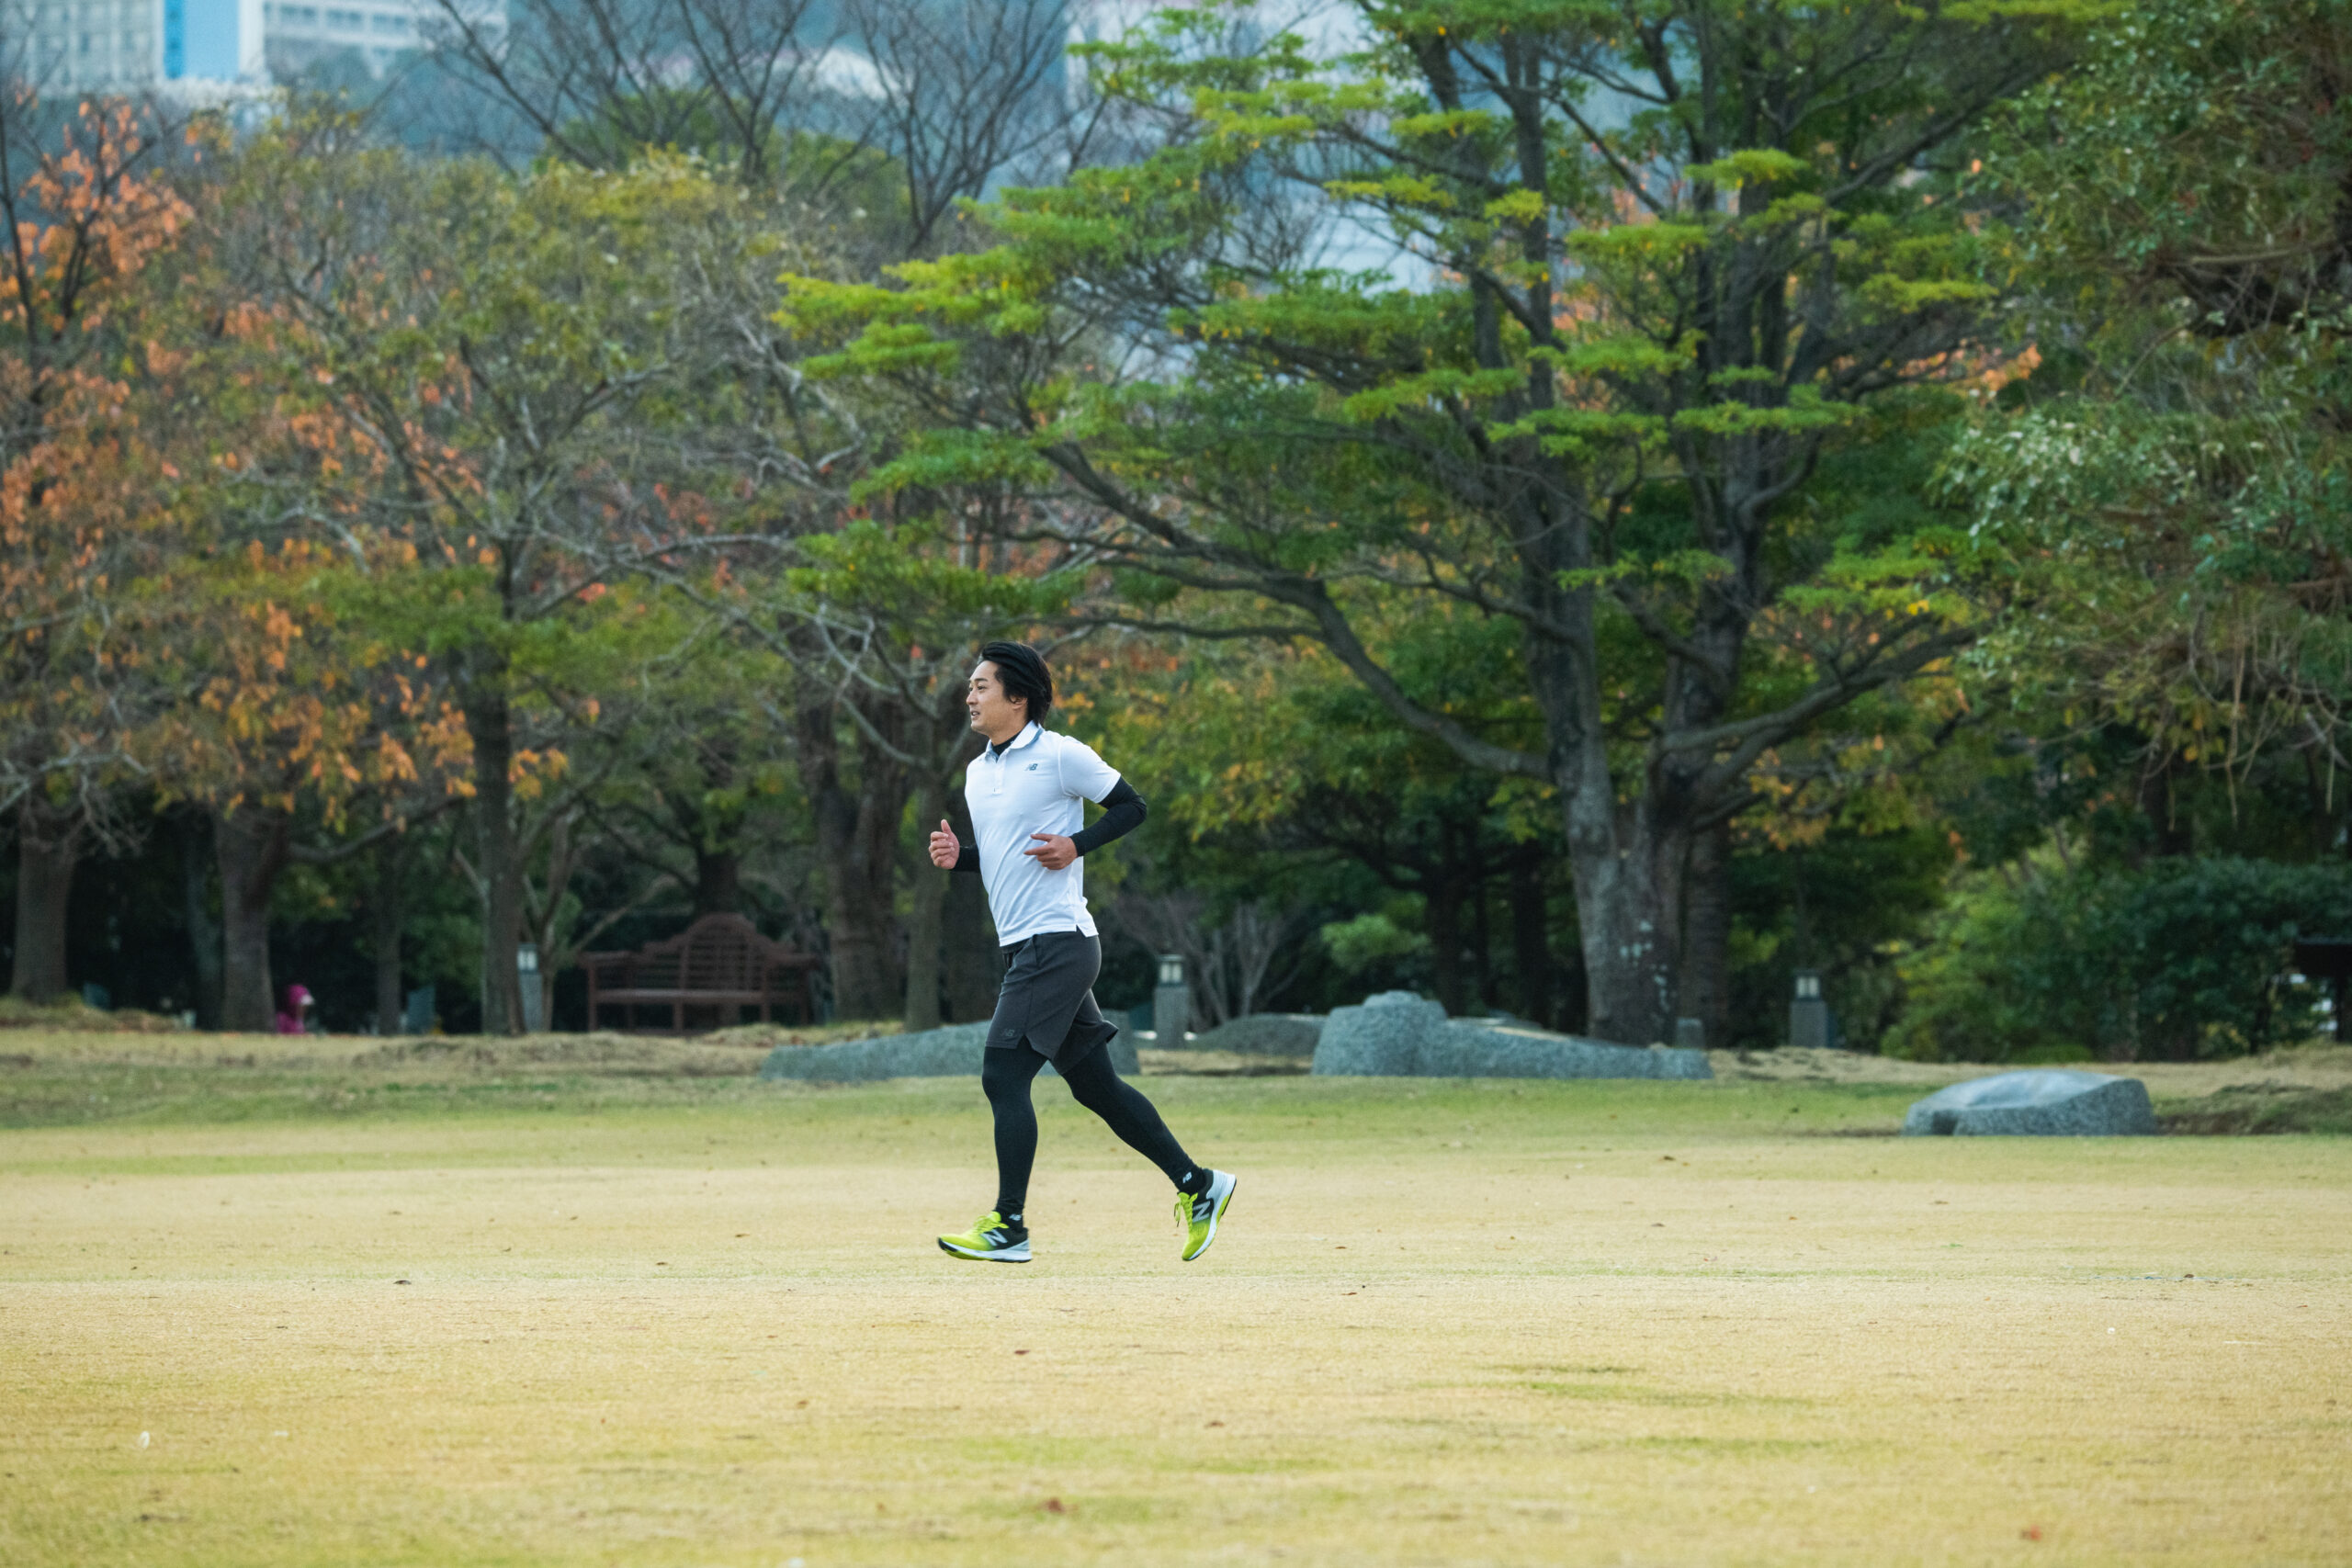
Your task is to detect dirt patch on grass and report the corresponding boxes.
[0,1029,389,1069]
[352,1033,765,1077]
[0,996,178,1033]
[699,1019,909,1049]
[1136,1048,1310,1077]
[0,1017,914,1073]
[1708,1047,1984,1086]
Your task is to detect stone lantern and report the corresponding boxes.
[1789,968,1829,1049]
[1153,953,1191,1043]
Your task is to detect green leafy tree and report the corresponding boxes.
[1096,609,1558,1020]
[206,121,747,1032]
[698,517,1082,1025]
[786,0,2086,1041]
[1950,0,2352,851]
[1890,855,2352,1061]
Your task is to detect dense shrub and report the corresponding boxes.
[1886,857,2352,1061]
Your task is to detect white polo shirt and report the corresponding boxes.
[966,721,1123,945]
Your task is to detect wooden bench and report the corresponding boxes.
[581,913,821,1034]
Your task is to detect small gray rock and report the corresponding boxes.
[760,1022,1138,1083]
[1184,1013,1325,1056]
[1312,994,1712,1080]
[1901,1069,2158,1136]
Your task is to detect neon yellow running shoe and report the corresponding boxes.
[1177,1170,1237,1262]
[938,1211,1030,1263]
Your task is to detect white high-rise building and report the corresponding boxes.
[12,0,264,94]
[264,0,447,79]
[14,0,488,94]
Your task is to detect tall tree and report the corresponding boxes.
[772,519,1080,1026]
[141,537,471,1031]
[786,0,2079,1040]
[1949,0,2352,844]
[0,97,191,1000]
[209,123,741,1032]
[433,2,1131,1023]
[1098,622,1549,1018]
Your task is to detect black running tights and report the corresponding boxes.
[982,1043,1195,1216]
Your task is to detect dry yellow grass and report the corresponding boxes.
[2,1063,2347,1566]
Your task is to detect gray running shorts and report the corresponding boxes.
[987,931,1119,1063]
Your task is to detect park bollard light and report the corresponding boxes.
[1154,953,1191,1043]
[517,942,545,1035]
[1789,969,1830,1050]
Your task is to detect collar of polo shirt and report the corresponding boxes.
[989,721,1043,759]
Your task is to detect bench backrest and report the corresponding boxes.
[584,913,809,990]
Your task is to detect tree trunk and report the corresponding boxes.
[176,811,222,1027]
[1677,820,1733,1049]
[214,805,289,1033]
[10,807,78,1003]
[942,792,1000,1021]
[466,683,526,1037]
[693,847,742,915]
[1510,852,1552,1030]
[2138,759,2193,860]
[1567,807,1689,1045]
[1425,871,1466,1016]
[797,697,910,1021]
[372,832,407,1035]
[1521,533,1687,1043]
[902,778,948,1032]
[682,738,746,917]
[1470,867,1494,1011]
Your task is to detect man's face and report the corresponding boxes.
[967,660,1026,739]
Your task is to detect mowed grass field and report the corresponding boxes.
[2,1039,2348,1566]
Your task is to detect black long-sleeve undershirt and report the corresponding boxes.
[1073,778,1147,855]
[950,778,1148,872]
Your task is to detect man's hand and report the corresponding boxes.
[929,818,960,871]
[1023,832,1077,871]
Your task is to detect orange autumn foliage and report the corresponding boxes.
[0,98,191,822]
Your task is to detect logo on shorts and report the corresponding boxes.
[1027,762,1039,770]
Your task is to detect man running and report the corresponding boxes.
[929,640,1236,1265]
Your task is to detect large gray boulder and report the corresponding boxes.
[760,1022,1138,1083]
[1901,1069,2158,1136]
[1311,992,1448,1074]
[1312,992,1711,1080]
[1182,1013,1324,1055]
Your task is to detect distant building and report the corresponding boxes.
[12,0,497,95]
[265,0,474,81]
[13,0,264,94]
